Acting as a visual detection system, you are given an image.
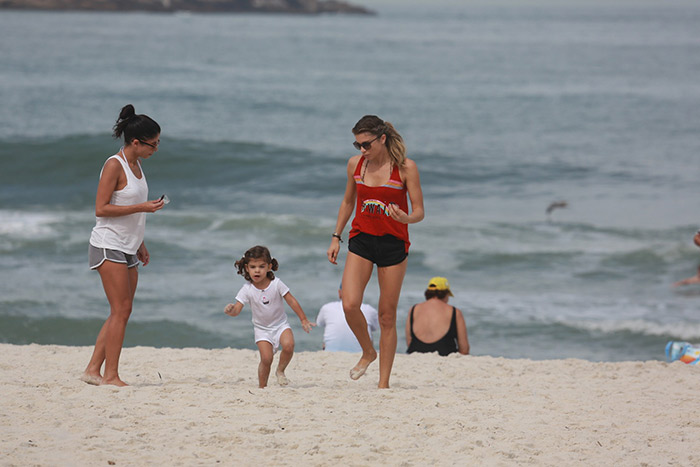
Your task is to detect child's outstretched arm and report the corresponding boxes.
[283,292,315,333]
[224,302,244,317]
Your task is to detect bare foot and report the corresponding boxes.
[276,372,289,386]
[80,372,103,386]
[100,377,128,387]
[350,350,377,380]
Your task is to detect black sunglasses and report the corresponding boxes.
[138,139,160,149]
[353,135,381,151]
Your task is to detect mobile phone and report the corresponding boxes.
[159,194,170,205]
[158,194,165,201]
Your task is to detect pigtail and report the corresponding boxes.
[234,256,251,282]
[268,258,279,280]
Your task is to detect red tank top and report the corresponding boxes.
[349,156,410,252]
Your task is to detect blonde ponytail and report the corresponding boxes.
[382,121,406,167]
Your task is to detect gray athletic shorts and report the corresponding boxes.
[89,244,139,270]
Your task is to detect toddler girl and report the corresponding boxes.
[225,245,314,388]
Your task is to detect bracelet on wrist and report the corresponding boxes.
[332,232,343,243]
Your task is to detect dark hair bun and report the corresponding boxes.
[118,104,136,121]
[112,104,160,142]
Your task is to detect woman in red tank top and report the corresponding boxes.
[327,115,425,389]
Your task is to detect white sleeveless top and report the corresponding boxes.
[89,151,148,255]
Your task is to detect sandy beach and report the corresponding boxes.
[1,343,698,466]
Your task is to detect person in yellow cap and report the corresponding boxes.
[405,277,469,356]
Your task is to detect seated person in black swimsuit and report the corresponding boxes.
[405,277,470,356]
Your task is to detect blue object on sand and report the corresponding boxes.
[666,341,700,364]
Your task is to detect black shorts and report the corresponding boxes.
[348,232,408,267]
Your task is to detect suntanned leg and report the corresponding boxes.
[82,317,110,385]
[84,263,139,386]
[342,252,377,380]
[256,341,275,388]
[275,329,294,386]
[88,262,137,387]
[376,258,407,389]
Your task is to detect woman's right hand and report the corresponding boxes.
[327,239,340,265]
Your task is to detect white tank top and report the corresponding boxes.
[89,150,148,255]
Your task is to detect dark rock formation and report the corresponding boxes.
[0,0,374,14]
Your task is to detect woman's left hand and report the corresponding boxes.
[387,203,409,223]
[137,243,150,266]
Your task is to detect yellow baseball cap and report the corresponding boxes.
[427,276,453,296]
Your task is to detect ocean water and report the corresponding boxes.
[2,1,700,361]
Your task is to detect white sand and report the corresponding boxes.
[1,343,699,466]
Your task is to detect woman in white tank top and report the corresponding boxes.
[82,104,164,387]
